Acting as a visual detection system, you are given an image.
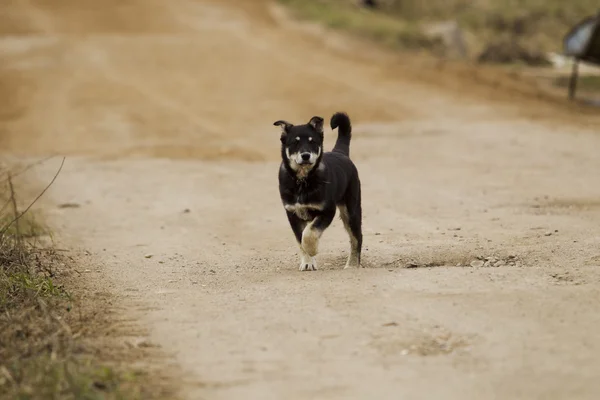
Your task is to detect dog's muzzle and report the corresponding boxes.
[286,148,321,170]
[298,153,312,165]
[294,152,318,166]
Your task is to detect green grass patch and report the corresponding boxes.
[4,356,149,400]
[278,0,443,51]
[278,0,599,62]
[0,175,172,400]
[553,74,600,90]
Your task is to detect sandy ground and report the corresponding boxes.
[2,0,600,399]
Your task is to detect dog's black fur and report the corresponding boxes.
[274,112,362,271]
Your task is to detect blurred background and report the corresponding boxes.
[1,0,599,160]
[283,0,600,97]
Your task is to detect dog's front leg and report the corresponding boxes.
[302,209,336,258]
[286,211,316,271]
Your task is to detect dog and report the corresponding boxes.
[274,112,362,271]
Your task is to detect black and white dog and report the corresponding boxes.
[274,112,362,271]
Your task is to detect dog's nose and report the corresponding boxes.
[301,153,311,161]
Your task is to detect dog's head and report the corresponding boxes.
[274,116,324,179]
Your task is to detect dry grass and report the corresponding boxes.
[553,74,600,90]
[0,164,175,400]
[279,0,599,60]
[278,0,445,52]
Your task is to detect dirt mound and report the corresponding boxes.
[478,38,551,66]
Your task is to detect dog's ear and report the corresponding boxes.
[274,120,293,131]
[274,120,293,142]
[308,116,324,134]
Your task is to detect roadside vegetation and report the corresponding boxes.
[279,0,598,62]
[0,161,174,400]
[279,0,600,100]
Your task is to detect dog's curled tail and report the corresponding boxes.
[330,112,352,157]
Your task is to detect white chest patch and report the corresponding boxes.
[284,203,324,221]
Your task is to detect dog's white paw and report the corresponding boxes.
[299,259,317,271]
[299,250,317,271]
[302,228,320,257]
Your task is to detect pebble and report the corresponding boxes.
[144,254,153,258]
[137,339,160,348]
[470,260,484,268]
[544,231,553,236]
[58,202,81,209]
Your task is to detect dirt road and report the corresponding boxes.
[2,0,600,399]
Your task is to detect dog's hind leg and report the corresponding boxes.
[340,185,362,269]
[301,209,336,258]
[286,211,316,271]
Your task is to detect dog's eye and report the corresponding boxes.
[295,137,300,141]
